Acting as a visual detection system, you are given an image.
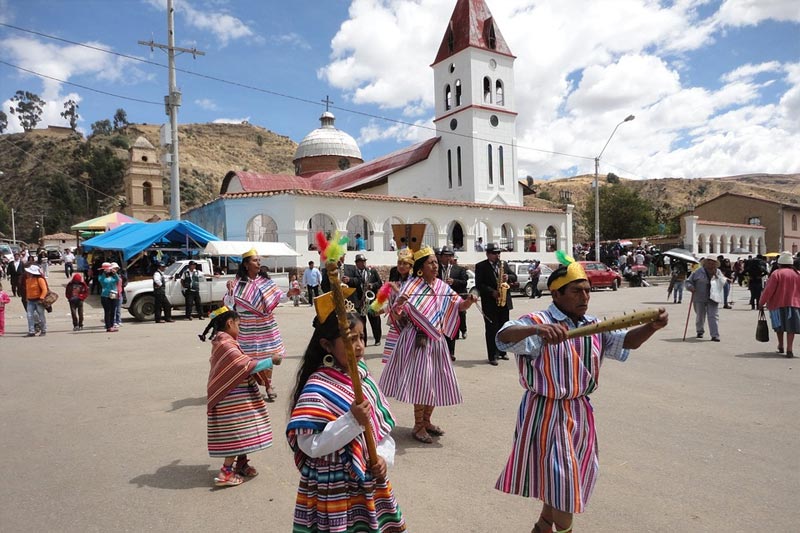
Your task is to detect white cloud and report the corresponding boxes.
[358,118,434,144]
[144,0,260,47]
[212,116,251,124]
[271,33,311,50]
[195,98,218,110]
[321,0,800,179]
[0,0,12,24]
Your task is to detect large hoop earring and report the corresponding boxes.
[322,354,335,368]
[416,270,423,277]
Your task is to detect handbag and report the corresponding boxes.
[108,290,118,300]
[42,290,59,306]
[755,309,770,342]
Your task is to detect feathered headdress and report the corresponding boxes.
[548,250,588,292]
[316,231,348,264]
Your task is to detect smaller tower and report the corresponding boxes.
[123,136,169,221]
[293,112,363,177]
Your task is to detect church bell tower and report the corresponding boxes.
[123,136,169,221]
[432,0,521,207]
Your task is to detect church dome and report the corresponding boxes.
[293,112,362,161]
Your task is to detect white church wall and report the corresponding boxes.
[386,154,443,199]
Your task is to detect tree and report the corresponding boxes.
[0,110,7,133]
[91,119,112,136]
[0,198,10,235]
[9,90,44,131]
[582,183,658,241]
[606,172,620,184]
[113,108,129,131]
[60,99,79,131]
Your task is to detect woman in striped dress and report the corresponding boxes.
[287,306,405,533]
[381,249,414,364]
[233,249,286,401]
[379,245,477,444]
[494,259,668,532]
[202,306,275,487]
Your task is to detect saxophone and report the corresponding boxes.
[497,260,510,307]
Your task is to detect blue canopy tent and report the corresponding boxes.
[81,220,220,261]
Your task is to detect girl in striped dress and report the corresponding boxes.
[287,306,405,533]
[379,245,477,444]
[233,249,287,401]
[201,306,276,487]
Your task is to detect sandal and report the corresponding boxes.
[426,425,445,436]
[214,465,243,487]
[532,517,553,533]
[266,387,278,401]
[235,457,258,478]
[777,345,784,354]
[412,430,434,444]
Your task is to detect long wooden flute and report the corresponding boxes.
[565,308,662,339]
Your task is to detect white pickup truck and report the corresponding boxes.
[123,258,289,321]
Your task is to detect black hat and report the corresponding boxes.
[188,260,197,266]
[440,245,455,255]
[433,247,442,256]
[485,242,504,253]
[355,254,367,262]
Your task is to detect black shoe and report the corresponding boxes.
[711,337,720,342]
[155,320,162,324]
[26,333,36,337]
[166,319,175,323]
[450,355,456,361]
[489,360,498,366]
[198,316,205,320]
[461,332,467,339]
[696,333,703,338]
[185,317,192,321]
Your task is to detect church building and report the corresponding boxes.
[185,0,573,267]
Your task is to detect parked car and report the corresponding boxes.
[507,260,553,298]
[44,246,62,264]
[0,244,12,263]
[578,261,622,290]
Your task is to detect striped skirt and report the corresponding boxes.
[381,324,400,364]
[207,379,273,457]
[293,457,405,533]
[378,326,462,406]
[495,392,598,514]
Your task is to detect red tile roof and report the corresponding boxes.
[223,188,564,214]
[432,0,515,66]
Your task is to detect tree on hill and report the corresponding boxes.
[0,110,7,133]
[61,99,79,131]
[91,119,112,136]
[582,183,658,241]
[0,198,11,235]
[9,90,44,131]
[113,108,129,131]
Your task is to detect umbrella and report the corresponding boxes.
[765,252,780,258]
[663,248,699,264]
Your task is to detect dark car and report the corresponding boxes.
[44,246,63,264]
[578,261,622,290]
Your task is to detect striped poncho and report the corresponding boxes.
[287,361,405,533]
[379,277,462,406]
[494,304,629,513]
[207,332,272,457]
[233,275,286,368]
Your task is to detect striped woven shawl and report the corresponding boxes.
[207,332,257,412]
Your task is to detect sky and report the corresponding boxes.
[1,0,799,182]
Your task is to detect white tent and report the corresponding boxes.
[203,240,300,257]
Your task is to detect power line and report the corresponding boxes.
[0,22,594,163]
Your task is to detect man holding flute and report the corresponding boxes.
[494,256,668,533]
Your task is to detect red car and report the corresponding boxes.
[578,261,622,291]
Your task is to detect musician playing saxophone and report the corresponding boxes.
[494,254,668,533]
[475,242,517,366]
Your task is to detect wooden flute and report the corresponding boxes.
[564,308,662,339]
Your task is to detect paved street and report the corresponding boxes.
[1,269,798,532]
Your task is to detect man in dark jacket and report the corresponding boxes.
[321,253,361,310]
[181,261,204,320]
[354,253,383,345]
[438,245,469,360]
[474,243,517,365]
[745,255,768,310]
[6,252,21,297]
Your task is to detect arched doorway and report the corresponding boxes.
[383,217,404,250]
[246,214,278,241]
[346,215,372,251]
[500,223,514,251]
[307,214,337,251]
[524,224,537,252]
[447,220,464,251]
[545,226,558,252]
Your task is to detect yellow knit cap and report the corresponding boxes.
[413,245,434,263]
[548,259,588,292]
[397,249,414,265]
[242,248,259,259]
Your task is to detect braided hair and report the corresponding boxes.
[198,308,239,342]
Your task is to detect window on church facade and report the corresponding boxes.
[488,144,493,185]
[498,146,504,185]
[496,80,504,106]
[748,217,761,225]
[487,22,497,49]
[142,181,153,206]
[457,147,462,186]
[445,85,452,111]
[483,77,492,104]
[545,226,558,252]
[248,214,279,242]
[455,80,462,106]
[447,149,453,189]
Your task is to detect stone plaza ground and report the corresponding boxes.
[1,268,797,532]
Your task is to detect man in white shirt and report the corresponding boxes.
[63,249,76,278]
[302,260,322,306]
[152,261,174,323]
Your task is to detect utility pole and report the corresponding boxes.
[139,0,204,220]
[11,208,16,244]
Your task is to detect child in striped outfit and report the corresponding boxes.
[286,298,405,533]
[0,282,10,335]
[200,305,276,487]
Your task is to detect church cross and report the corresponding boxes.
[322,95,334,111]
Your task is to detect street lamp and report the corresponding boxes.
[594,114,635,262]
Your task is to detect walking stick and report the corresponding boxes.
[682,293,694,341]
[318,232,379,468]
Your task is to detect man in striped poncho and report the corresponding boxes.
[494,259,668,533]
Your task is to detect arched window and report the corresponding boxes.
[500,223,514,251]
[455,80,462,106]
[416,219,438,248]
[457,146,462,186]
[247,214,279,242]
[545,226,558,252]
[498,146,504,185]
[307,214,337,249]
[496,80,504,106]
[487,144,493,185]
[346,216,372,251]
[524,224,537,252]
[445,85,452,111]
[447,149,453,188]
[793,214,797,231]
[383,217,404,251]
[483,77,492,104]
[142,181,153,206]
[447,221,464,250]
